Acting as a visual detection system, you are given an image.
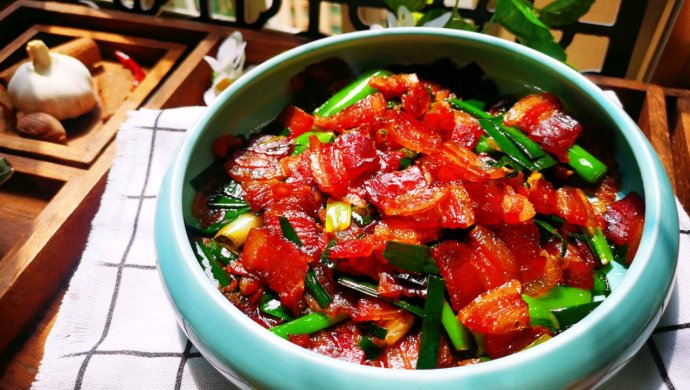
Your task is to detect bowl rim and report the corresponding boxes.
[157,27,679,387]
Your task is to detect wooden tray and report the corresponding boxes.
[587,74,690,211]
[0,0,306,361]
[0,146,113,354]
[0,24,185,167]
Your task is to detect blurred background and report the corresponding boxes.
[81,0,690,89]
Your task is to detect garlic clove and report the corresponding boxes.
[16,112,67,144]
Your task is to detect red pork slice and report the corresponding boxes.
[483,326,553,359]
[369,73,420,98]
[335,130,380,182]
[496,222,561,297]
[240,227,313,315]
[457,279,530,334]
[555,186,598,227]
[225,135,290,182]
[503,93,561,132]
[439,142,505,183]
[469,226,520,289]
[449,111,483,150]
[503,93,581,162]
[439,182,475,229]
[315,92,387,131]
[530,110,582,162]
[385,110,442,154]
[364,165,448,217]
[401,82,431,118]
[293,321,365,364]
[603,192,645,263]
[281,105,314,138]
[431,240,487,310]
[309,135,349,198]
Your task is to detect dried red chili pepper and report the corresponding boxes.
[113,50,146,86]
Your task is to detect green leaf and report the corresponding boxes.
[445,16,478,32]
[539,0,594,27]
[384,0,426,13]
[523,38,567,62]
[494,0,567,62]
[416,8,447,26]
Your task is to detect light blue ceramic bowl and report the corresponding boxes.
[155,28,679,389]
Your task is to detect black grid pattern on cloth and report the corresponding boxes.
[647,338,675,390]
[59,106,689,389]
[71,111,201,389]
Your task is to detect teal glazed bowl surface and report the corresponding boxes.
[155,28,679,389]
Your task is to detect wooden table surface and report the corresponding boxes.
[1,7,689,389]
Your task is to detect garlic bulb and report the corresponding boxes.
[8,40,96,120]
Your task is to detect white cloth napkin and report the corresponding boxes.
[32,107,690,389]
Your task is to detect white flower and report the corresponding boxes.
[203,31,247,105]
[372,6,452,29]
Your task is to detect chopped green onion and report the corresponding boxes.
[534,286,592,310]
[192,240,232,288]
[314,69,391,117]
[207,194,249,210]
[522,294,560,330]
[477,118,532,171]
[583,225,614,266]
[449,98,490,119]
[320,239,337,268]
[337,276,424,317]
[305,267,332,308]
[351,205,374,226]
[500,124,546,160]
[279,216,303,247]
[200,207,252,235]
[462,99,486,111]
[291,131,335,155]
[215,212,262,248]
[567,144,607,183]
[475,135,499,154]
[416,276,445,369]
[325,200,352,232]
[399,157,413,169]
[534,218,567,257]
[382,241,439,274]
[531,154,558,171]
[359,336,383,360]
[367,323,389,340]
[270,312,347,339]
[442,300,474,352]
[551,301,601,328]
[593,269,611,297]
[450,97,607,182]
[204,238,238,266]
[219,178,245,199]
[260,292,294,321]
[613,244,629,265]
